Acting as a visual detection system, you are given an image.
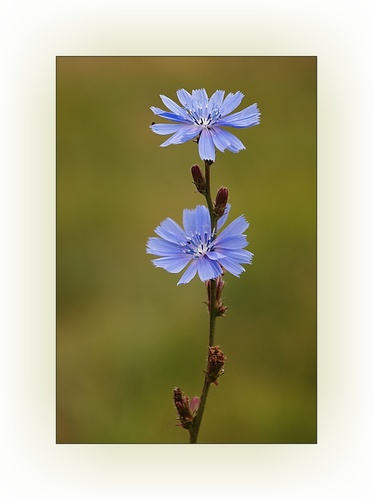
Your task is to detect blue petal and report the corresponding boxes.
[160,94,190,120]
[151,123,185,135]
[198,129,215,161]
[182,207,197,237]
[218,103,260,128]
[154,217,185,243]
[197,257,222,281]
[176,89,194,109]
[194,205,211,236]
[216,215,249,241]
[160,125,200,147]
[219,91,244,117]
[192,88,208,107]
[210,90,225,108]
[177,260,198,285]
[211,128,245,153]
[146,237,181,257]
[152,255,191,273]
[220,257,246,276]
[209,127,230,152]
[217,204,231,230]
[150,109,192,123]
[215,235,248,250]
[220,249,253,264]
[150,106,168,116]
[192,89,209,120]
[207,250,226,260]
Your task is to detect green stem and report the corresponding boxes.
[204,161,217,233]
[189,160,218,444]
[189,376,211,443]
[208,279,217,346]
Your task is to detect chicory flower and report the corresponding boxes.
[150,88,260,162]
[146,204,253,285]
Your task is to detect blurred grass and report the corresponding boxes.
[57,56,316,443]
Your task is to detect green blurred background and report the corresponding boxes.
[57,56,316,444]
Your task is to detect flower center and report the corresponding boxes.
[185,103,221,129]
[181,232,214,259]
[198,116,213,128]
[196,242,209,256]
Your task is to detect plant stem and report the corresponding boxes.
[189,160,218,444]
[204,161,217,233]
[189,374,211,443]
[208,279,217,346]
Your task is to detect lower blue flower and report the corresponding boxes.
[146,204,253,285]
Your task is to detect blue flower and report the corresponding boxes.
[146,204,253,285]
[150,88,260,162]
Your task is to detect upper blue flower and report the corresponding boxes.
[146,204,253,285]
[150,88,260,162]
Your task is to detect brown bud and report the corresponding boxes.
[206,346,227,385]
[205,275,228,317]
[214,187,229,218]
[173,387,199,430]
[191,165,206,194]
[215,275,229,316]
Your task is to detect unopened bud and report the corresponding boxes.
[205,275,228,317]
[214,187,229,218]
[191,165,206,194]
[215,275,228,316]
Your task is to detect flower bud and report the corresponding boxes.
[173,387,199,430]
[191,165,206,194]
[215,275,229,316]
[205,275,228,317]
[206,346,227,385]
[214,187,229,218]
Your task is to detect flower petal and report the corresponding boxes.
[220,258,246,276]
[150,106,168,116]
[150,123,185,135]
[210,89,225,108]
[176,88,194,109]
[220,91,244,117]
[178,260,198,285]
[211,128,245,153]
[220,249,253,264]
[160,125,200,147]
[192,88,209,108]
[207,250,227,260]
[209,127,229,152]
[197,257,222,281]
[182,207,197,237]
[146,237,181,257]
[150,108,192,123]
[217,204,231,230]
[160,94,190,120]
[216,215,249,241]
[194,205,211,236]
[152,255,191,273]
[215,235,248,250]
[198,129,215,161]
[218,103,260,128]
[154,217,185,243]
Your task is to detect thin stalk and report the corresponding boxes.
[189,160,218,444]
[204,161,217,233]
[208,279,217,346]
[189,376,211,443]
